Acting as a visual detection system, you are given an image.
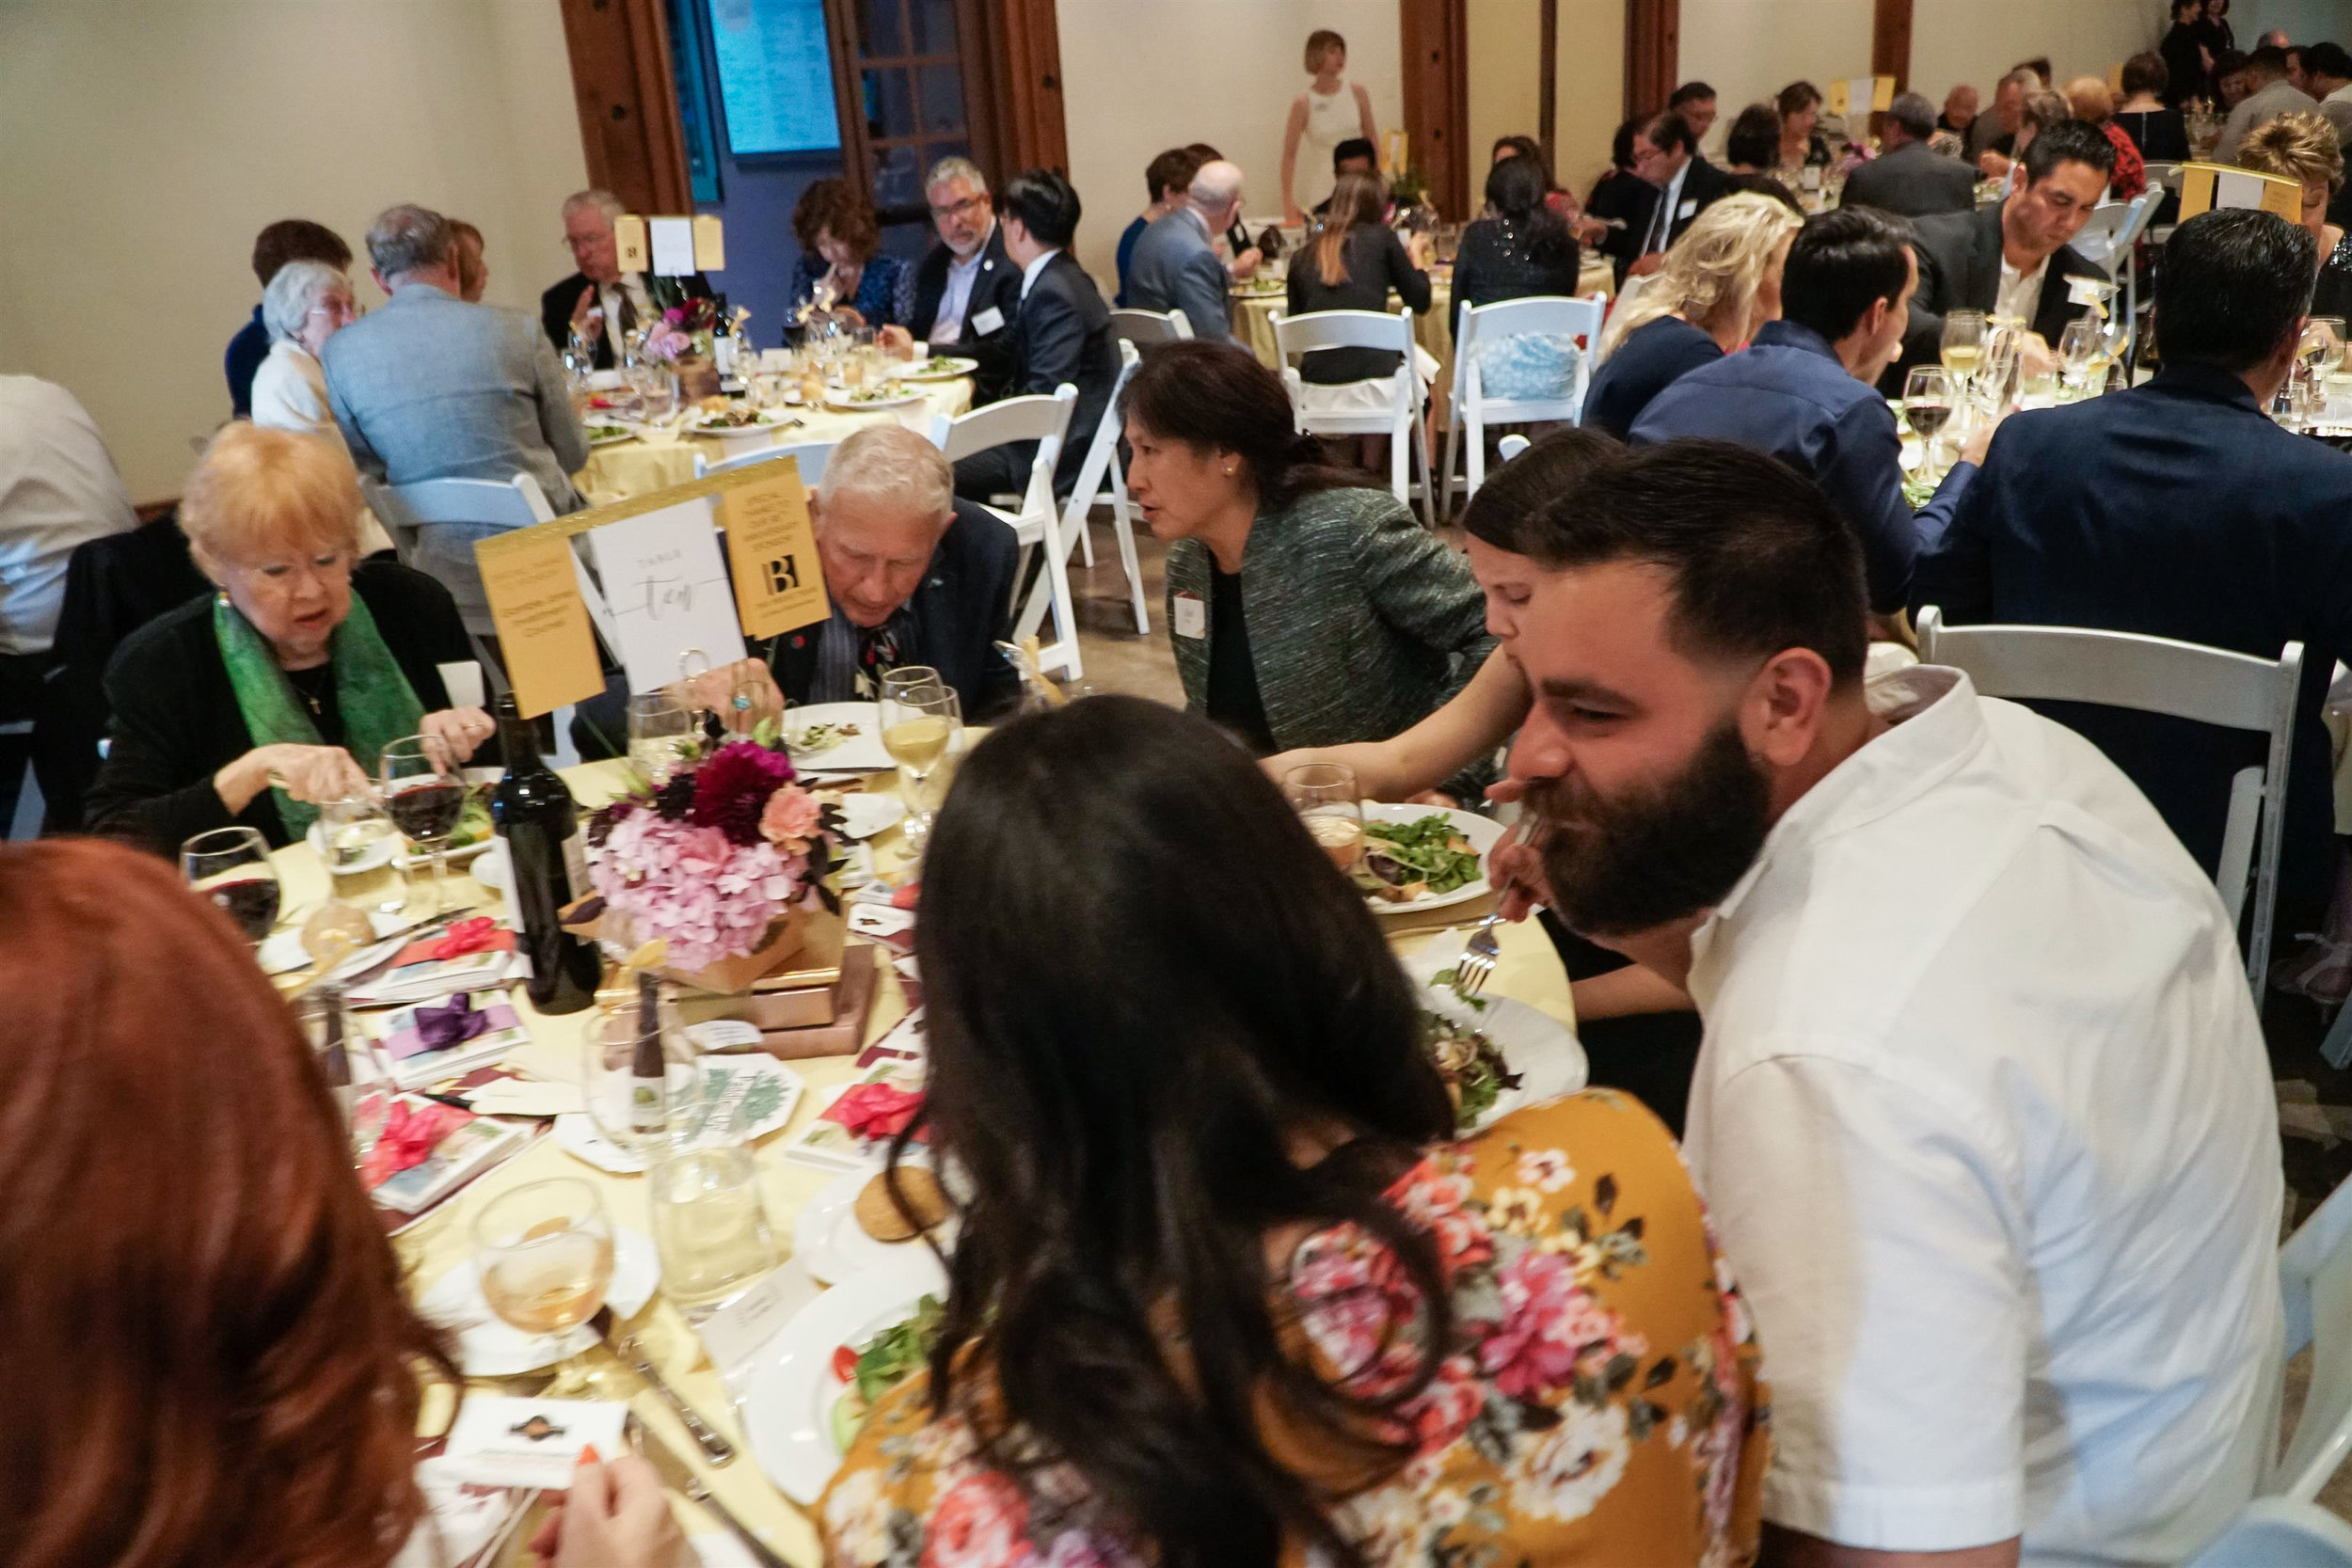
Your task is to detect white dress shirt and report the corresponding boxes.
[1683,665,2282,1564]
[596,273,652,339]
[930,222,996,345]
[1644,157,1693,254]
[0,375,136,657]
[1018,246,1060,301]
[1995,251,2049,327]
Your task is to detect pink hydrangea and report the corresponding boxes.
[590,809,799,971]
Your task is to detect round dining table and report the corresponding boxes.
[265,754,1575,1563]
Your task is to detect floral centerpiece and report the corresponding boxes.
[580,738,843,990]
[644,296,728,399]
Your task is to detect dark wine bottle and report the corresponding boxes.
[489,694,601,1014]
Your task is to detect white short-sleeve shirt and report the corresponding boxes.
[1683,665,2282,1564]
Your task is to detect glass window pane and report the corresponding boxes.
[873,143,923,211]
[910,0,958,55]
[864,66,914,138]
[855,0,902,59]
[916,63,964,135]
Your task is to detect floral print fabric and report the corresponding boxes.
[820,1090,1769,1568]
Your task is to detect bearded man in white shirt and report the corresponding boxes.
[1499,439,2282,1567]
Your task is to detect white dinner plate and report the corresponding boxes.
[792,1167,954,1287]
[886,355,978,383]
[783,702,895,774]
[417,1227,660,1377]
[1359,803,1505,914]
[256,908,422,976]
[743,1250,948,1504]
[1411,931,1586,1129]
[305,822,495,873]
[823,386,928,412]
[829,792,905,841]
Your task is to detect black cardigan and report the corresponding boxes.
[87,562,479,854]
[1284,226,1433,383]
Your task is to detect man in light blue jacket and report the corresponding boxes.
[1122,160,1242,343]
[325,204,589,627]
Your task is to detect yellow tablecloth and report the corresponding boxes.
[576,379,975,506]
[267,758,1571,1564]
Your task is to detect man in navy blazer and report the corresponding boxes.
[952,169,1120,503]
[1915,209,2352,923]
[1125,159,1244,343]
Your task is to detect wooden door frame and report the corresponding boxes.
[1400,0,1471,220]
[1625,0,1679,117]
[556,0,693,215]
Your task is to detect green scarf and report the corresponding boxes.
[213,591,426,838]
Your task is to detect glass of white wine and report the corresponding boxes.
[2303,317,2346,382]
[1901,366,1956,482]
[1284,763,1365,875]
[881,669,961,849]
[1940,309,1986,400]
[473,1178,615,1366]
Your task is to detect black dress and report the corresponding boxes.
[2319,231,2352,322]
[87,562,480,854]
[1451,216,1582,341]
[1284,226,1434,382]
[1581,315,1724,439]
[2115,107,2191,161]
[2162,23,2211,106]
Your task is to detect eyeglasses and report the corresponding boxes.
[929,195,986,222]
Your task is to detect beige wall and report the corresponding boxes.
[1055,0,1404,288]
[0,0,590,503]
[1465,0,1622,208]
[1677,0,1874,137]
[1906,0,2157,108]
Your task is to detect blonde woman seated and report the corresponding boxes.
[1579,193,1803,437]
[249,259,395,556]
[86,423,494,853]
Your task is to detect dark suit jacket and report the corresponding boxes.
[1010,251,1119,491]
[1914,364,2352,923]
[537,272,713,370]
[910,225,1025,404]
[762,499,1022,721]
[1888,199,2107,390]
[1624,157,1740,260]
[1841,140,1979,218]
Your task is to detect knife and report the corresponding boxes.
[593,1306,734,1464]
[626,1413,790,1568]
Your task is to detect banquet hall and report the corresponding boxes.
[11,0,2352,1563]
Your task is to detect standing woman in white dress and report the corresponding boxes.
[1281,29,1379,224]
[249,261,394,556]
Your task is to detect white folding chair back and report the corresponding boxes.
[2070,192,2152,271]
[1441,293,1607,509]
[1033,341,1148,637]
[2145,161,2187,196]
[1610,270,1655,326]
[1269,308,1436,527]
[931,387,1084,681]
[361,471,559,644]
[1108,308,1195,346]
[2277,1172,2352,1504]
[1915,607,2301,995]
[2190,1499,2352,1566]
[691,439,835,483]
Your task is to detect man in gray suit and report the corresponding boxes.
[1123,160,1242,342]
[1843,92,1979,218]
[325,204,589,631]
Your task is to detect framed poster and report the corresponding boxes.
[706,0,842,156]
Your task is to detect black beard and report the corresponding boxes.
[1520,718,1773,938]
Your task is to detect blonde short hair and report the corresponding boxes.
[2238,111,2346,195]
[181,423,362,576]
[1598,192,1804,357]
[2064,76,2115,122]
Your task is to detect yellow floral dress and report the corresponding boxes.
[821,1090,1770,1568]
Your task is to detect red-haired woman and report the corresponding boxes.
[0,837,684,1568]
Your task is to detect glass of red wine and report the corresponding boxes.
[182,826,282,944]
[379,734,467,913]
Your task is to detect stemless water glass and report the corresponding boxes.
[1940,309,1986,399]
[647,1143,779,1317]
[474,1179,615,1365]
[378,736,467,913]
[881,669,961,847]
[634,365,678,422]
[627,692,697,784]
[1900,366,1956,481]
[318,793,409,916]
[182,826,282,943]
[1284,763,1366,874]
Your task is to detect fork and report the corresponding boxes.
[1451,912,1504,1000]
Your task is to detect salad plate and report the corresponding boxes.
[887,355,979,383]
[744,1250,948,1503]
[823,384,928,412]
[1411,931,1587,1132]
[781,701,895,773]
[1357,803,1504,912]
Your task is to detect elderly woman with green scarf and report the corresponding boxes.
[87,423,497,853]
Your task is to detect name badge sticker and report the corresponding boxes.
[1172,592,1206,640]
[971,306,1007,337]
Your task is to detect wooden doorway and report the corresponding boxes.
[1400,0,1472,220]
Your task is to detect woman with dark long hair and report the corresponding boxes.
[819,695,1766,1565]
[1454,154,1582,333]
[0,837,684,1568]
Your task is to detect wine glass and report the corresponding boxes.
[583,1004,710,1162]
[1940,309,1986,399]
[2056,319,2101,400]
[1973,324,2021,420]
[378,735,467,913]
[627,692,696,784]
[2304,317,2346,381]
[182,826,281,944]
[1284,764,1365,874]
[473,1179,615,1366]
[881,671,961,848]
[1900,366,1956,481]
[634,365,677,423]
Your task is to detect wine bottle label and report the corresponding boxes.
[561,830,589,904]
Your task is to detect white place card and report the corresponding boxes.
[586,499,747,695]
[436,1396,627,1491]
[698,1259,823,1399]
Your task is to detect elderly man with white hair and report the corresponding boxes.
[538,187,710,371]
[571,424,1021,756]
[249,261,394,557]
[885,157,1025,404]
[1125,159,1245,343]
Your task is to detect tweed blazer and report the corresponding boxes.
[1165,485,1494,762]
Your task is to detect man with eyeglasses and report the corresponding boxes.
[885,158,1025,404]
[538,188,709,372]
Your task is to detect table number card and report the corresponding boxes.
[586,499,748,694]
[473,527,606,719]
[717,467,831,640]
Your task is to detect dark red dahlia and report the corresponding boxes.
[690,740,795,845]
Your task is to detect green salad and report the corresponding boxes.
[829,1292,945,1450]
[1357,815,1483,902]
[1422,1009,1520,1130]
[584,422,632,442]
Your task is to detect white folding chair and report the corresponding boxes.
[2273,1170,2352,1508]
[2068,192,2151,272]
[2191,1500,2352,1567]
[1609,270,1656,328]
[1915,607,2301,997]
[1441,293,1607,507]
[930,385,1083,680]
[691,438,835,483]
[1041,340,1149,635]
[1269,308,1437,528]
[1108,307,1195,347]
